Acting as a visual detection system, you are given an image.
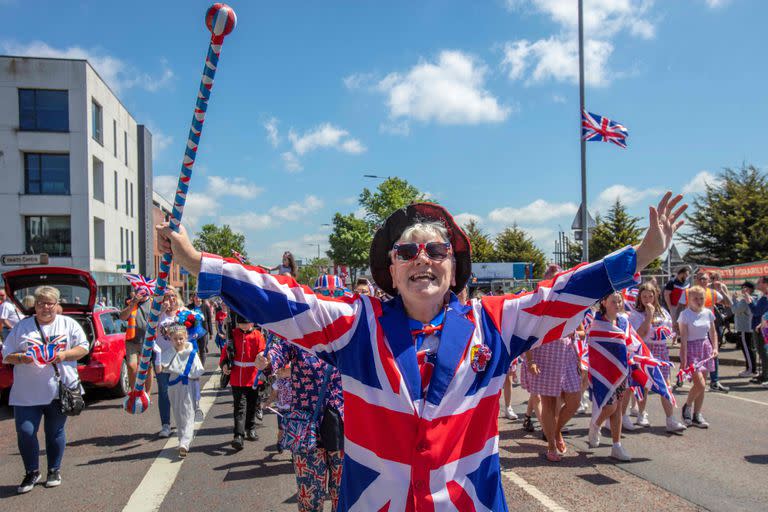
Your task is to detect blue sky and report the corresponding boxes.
[4,0,766,264]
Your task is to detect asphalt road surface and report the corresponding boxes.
[0,344,765,511]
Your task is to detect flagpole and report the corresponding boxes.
[578,0,589,262]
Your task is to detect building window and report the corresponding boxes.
[124,179,129,215]
[25,216,71,257]
[125,229,130,264]
[130,183,134,217]
[120,227,124,262]
[92,157,104,202]
[130,230,135,262]
[24,153,70,195]
[18,89,68,132]
[124,131,128,166]
[114,171,119,210]
[92,99,103,144]
[93,217,105,259]
[113,119,117,157]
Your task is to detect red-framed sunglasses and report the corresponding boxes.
[392,242,452,262]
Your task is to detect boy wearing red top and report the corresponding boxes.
[220,314,266,450]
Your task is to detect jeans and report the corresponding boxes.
[231,386,258,437]
[14,401,67,473]
[156,372,171,426]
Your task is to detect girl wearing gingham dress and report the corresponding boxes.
[628,283,687,432]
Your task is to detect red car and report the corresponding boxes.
[0,266,130,401]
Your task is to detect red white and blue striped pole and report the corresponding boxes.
[124,3,237,414]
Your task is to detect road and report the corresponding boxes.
[0,344,765,511]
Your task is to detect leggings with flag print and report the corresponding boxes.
[292,448,343,512]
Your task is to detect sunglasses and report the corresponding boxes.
[318,289,346,297]
[392,242,451,262]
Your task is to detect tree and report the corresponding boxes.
[589,199,643,262]
[296,257,332,287]
[192,224,247,262]
[327,212,372,272]
[493,225,547,278]
[358,177,428,227]
[462,219,495,262]
[681,165,768,265]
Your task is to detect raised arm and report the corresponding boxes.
[155,223,361,366]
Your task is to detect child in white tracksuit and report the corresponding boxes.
[164,323,204,457]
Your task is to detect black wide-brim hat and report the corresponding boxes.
[370,202,472,296]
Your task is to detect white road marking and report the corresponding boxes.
[502,469,570,512]
[711,392,768,406]
[121,374,221,512]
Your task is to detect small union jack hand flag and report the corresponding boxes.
[582,109,629,148]
[123,274,157,296]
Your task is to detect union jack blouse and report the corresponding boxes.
[199,246,638,511]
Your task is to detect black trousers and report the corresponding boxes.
[739,331,757,373]
[195,335,209,365]
[232,386,258,437]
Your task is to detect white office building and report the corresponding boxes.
[0,56,154,304]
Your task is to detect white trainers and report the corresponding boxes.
[636,411,650,427]
[629,404,639,417]
[621,415,637,431]
[611,443,632,461]
[159,424,172,438]
[665,416,687,433]
[194,408,204,422]
[588,423,601,448]
[504,406,518,420]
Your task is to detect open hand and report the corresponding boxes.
[635,192,687,271]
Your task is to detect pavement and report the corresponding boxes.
[0,344,766,511]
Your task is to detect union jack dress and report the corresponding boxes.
[197,246,639,511]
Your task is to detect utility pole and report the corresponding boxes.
[578,0,589,262]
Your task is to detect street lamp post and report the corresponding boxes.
[307,243,320,260]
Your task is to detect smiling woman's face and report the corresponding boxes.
[389,230,455,309]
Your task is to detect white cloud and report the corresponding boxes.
[520,225,557,252]
[288,123,366,156]
[593,184,662,213]
[455,213,484,228]
[503,37,614,86]
[488,199,578,224]
[153,175,216,229]
[682,170,722,195]
[218,212,274,232]
[281,152,303,173]
[505,0,655,39]
[343,72,376,90]
[264,117,280,147]
[1,40,174,94]
[376,50,511,125]
[152,130,173,155]
[270,195,324,221]
[705,0,730,7]
[379,120,411,136]
[501,0,655,87]
[206,176,263,199]
[552,94,567,103]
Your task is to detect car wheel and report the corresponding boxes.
[110,359,130,398]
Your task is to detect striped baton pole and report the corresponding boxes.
[124,3,237,414]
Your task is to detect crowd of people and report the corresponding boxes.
[2,191,767,510]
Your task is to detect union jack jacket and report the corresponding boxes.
[198,246,638,511]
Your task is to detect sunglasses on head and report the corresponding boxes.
[392,242,451,262]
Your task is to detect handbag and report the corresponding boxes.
[34,318,85,416]
[280,365,333,454]
[318,405,344,452]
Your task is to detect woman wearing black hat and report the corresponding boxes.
[156,193,685,511]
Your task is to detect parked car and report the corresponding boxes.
[0,266,130,402]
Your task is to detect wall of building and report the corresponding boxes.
[0,57,151,304]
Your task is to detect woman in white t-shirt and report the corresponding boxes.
[628,283,687,433]
[1,286,88,494]
[678,285,717,428]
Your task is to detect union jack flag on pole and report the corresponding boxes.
[123,274,157,297]
[582,109,629,148]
